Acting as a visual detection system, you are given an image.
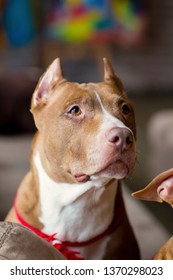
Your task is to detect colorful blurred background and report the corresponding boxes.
[1,0,145,46]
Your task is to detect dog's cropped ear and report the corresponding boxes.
[103,57,125,93]
[31,58,64,109]
[132,168,173,204]
[103,57,116,83]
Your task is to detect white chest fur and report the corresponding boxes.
[34,152,118,259]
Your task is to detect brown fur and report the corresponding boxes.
[154,237,173,260]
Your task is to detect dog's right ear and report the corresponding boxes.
[31,58,64,110]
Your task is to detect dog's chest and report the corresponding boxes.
[34,152,118,258]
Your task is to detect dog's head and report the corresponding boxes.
[31,58,136,184]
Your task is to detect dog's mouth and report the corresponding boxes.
[74,173,90,183]
[91,160,129,179]
[74,160,130,183]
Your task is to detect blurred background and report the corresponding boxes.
[0,0,173,259]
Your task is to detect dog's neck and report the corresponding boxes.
[34,151,118,243]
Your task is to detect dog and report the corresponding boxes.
[6,57,139,260]
[132,168,173,259]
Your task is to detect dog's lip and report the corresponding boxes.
[91,159,129,176]
[74,159,130,183]
[74,173,90,183]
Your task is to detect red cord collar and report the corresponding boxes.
[14,188,125,259]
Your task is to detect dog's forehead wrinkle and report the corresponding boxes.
[94,90,124,127]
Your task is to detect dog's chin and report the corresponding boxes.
[73,161,133,183]
[91,161,130,181]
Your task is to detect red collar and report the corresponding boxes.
[14,187,125,260]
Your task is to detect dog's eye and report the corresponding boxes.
[68,106,81,115]
[121,103,131,115]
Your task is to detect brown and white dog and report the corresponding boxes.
[132,168,173,259]
[6,58,139,260]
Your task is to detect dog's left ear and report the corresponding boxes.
[103,57,125,93]
[31,58,64,109]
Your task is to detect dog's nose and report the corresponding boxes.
[106,127,133,150]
